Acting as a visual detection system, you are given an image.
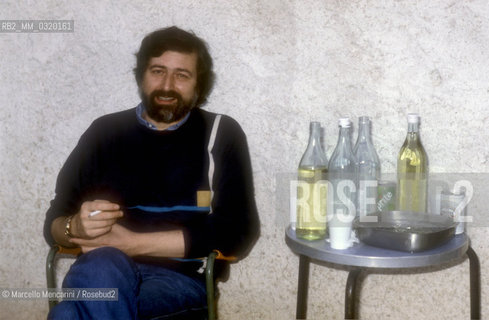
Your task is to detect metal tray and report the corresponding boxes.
[353,211,457,252]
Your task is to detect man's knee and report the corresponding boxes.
[78,247,131,267]
[63,247,139,288]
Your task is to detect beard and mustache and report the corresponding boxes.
[141,89,197,124]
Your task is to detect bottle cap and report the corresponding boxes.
[338,118,351,127]
[407,113,420,124]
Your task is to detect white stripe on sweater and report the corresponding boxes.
[207,115,222,214]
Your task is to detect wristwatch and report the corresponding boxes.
[64,215,75,238]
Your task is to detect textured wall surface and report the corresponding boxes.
[1,1,488,319]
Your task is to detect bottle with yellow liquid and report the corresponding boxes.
[397,113,429,212]
[296,122,328,240]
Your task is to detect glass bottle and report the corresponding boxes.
[353,116,381,216]
[328,118,357,220]
[397,113,429,212]
[296,122,328,241]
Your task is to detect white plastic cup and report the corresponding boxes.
[440,190,467,234]
[328,226,352,250]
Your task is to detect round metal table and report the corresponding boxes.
[285,226,480,319]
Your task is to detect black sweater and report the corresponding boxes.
[43,107,259,261]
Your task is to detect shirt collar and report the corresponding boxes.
[136,103,190,131]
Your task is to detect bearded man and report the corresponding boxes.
[44,26,259,319]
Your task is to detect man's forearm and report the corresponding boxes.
[130,229,186,258]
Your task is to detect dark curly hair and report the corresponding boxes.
[134,26,215,107]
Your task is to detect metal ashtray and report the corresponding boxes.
[354,211,457,252]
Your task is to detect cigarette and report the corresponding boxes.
[89,210,102,217]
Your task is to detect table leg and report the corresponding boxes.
[296,255,310,320]
[345,269,362,320]
[466,246,480,320]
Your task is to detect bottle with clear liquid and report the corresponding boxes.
[397,113,429,212]
[328,118,357,221]
[296,122,328,241]
[353,116,381,216]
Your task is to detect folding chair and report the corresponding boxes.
[46,246,235,319]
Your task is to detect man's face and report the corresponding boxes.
[140,50,199,124]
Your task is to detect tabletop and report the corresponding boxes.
[285,226,469,268]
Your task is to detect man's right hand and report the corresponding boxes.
[71,200,124,239]
[51,199,124,247]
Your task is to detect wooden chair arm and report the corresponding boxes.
[212,250,237,262]
[55,245,82,256]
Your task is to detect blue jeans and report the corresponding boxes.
[47,247,207,320]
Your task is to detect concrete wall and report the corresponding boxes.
[1,1,488,319]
